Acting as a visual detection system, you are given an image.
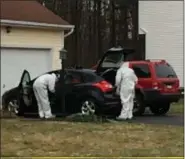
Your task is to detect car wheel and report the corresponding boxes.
[80,98,97,116]
[7,97,23,116]
[133,94,145,116]
[150,103,170,116]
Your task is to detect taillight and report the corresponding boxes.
[152,82,163,90]
[152,82,159,90]
[176,80,180,88]
[93,80,113,92]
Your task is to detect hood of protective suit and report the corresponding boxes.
[120,62,129,68]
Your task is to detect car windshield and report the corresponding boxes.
[154,63,177,78]
[101,51,124,68]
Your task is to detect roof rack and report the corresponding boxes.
[146,59,166,62]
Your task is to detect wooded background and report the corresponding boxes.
[37,0,143,68]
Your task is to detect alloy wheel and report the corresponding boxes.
[81,100,96,115]
[8,99,19,115]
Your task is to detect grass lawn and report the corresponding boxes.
[1,118,183,157]
[1,99,184,157]
[170,99,184,114]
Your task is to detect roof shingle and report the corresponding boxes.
[0,0,71,26]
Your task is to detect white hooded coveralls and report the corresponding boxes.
[115,63,138,119]
[33,73,57,118]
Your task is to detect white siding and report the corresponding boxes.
[1,27,64,70]
[139,1,184,87]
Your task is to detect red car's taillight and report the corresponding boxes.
[152,82,161,90]
[93,80,113,92]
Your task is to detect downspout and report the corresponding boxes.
[61,27,75,69]
[139,27,148,60]
[64,28,75,38]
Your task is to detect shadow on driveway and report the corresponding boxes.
[129,114,184,126]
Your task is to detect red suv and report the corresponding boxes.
[92,47,181,115]
[126,60,181,115]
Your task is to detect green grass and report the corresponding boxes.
[170,100,184,114]
[1,118,183,157]
[1,99,184,157]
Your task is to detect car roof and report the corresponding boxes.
[47,68,96,76]
[128,59,167,64]
[31,68,97,82]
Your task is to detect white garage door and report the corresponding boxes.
[1,47,52,97]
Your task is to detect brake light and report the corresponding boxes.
[152,82,161,90]
[93,80,113,92]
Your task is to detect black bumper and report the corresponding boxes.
[97,94,121,116]
[143,89,181,103]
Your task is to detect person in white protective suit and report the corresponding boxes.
[115,62,138,120]
[33,73,59,119]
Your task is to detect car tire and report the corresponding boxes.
[133,94,145,116]
[150,103,170,116]
[6,96,24,116]
[80,98,98,116]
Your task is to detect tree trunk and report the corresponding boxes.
[111,0,116,47]
[97,0,102,58]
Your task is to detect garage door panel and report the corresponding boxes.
[1,48,52,96]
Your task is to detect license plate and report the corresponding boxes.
[166,85,172,89]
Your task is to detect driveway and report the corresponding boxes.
[108,112,184,126]
[1,111,184,126]
[130,114,184,126]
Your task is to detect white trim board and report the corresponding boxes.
[1,19,75,30]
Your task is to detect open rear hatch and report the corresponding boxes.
[95,47,135,74]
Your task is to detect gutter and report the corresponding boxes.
[0,19,75,30]
[140,27,148,34]
[64,27,74,38]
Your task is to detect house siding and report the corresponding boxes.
[1,26,64,70]
[139,0,184,87]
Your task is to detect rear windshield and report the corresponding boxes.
[83,71,103,83]
[154,63,177,78]
[101,51,124,68]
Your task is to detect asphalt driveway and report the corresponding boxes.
[129,114,184,126]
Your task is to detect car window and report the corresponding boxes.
[132,64,151,78]
[83,72,103,83]
[65,72,83,84]
[101,52,124,68]
[154,63,177,78]
[22,71,31,87]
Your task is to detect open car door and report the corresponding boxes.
[19,70,32,107]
